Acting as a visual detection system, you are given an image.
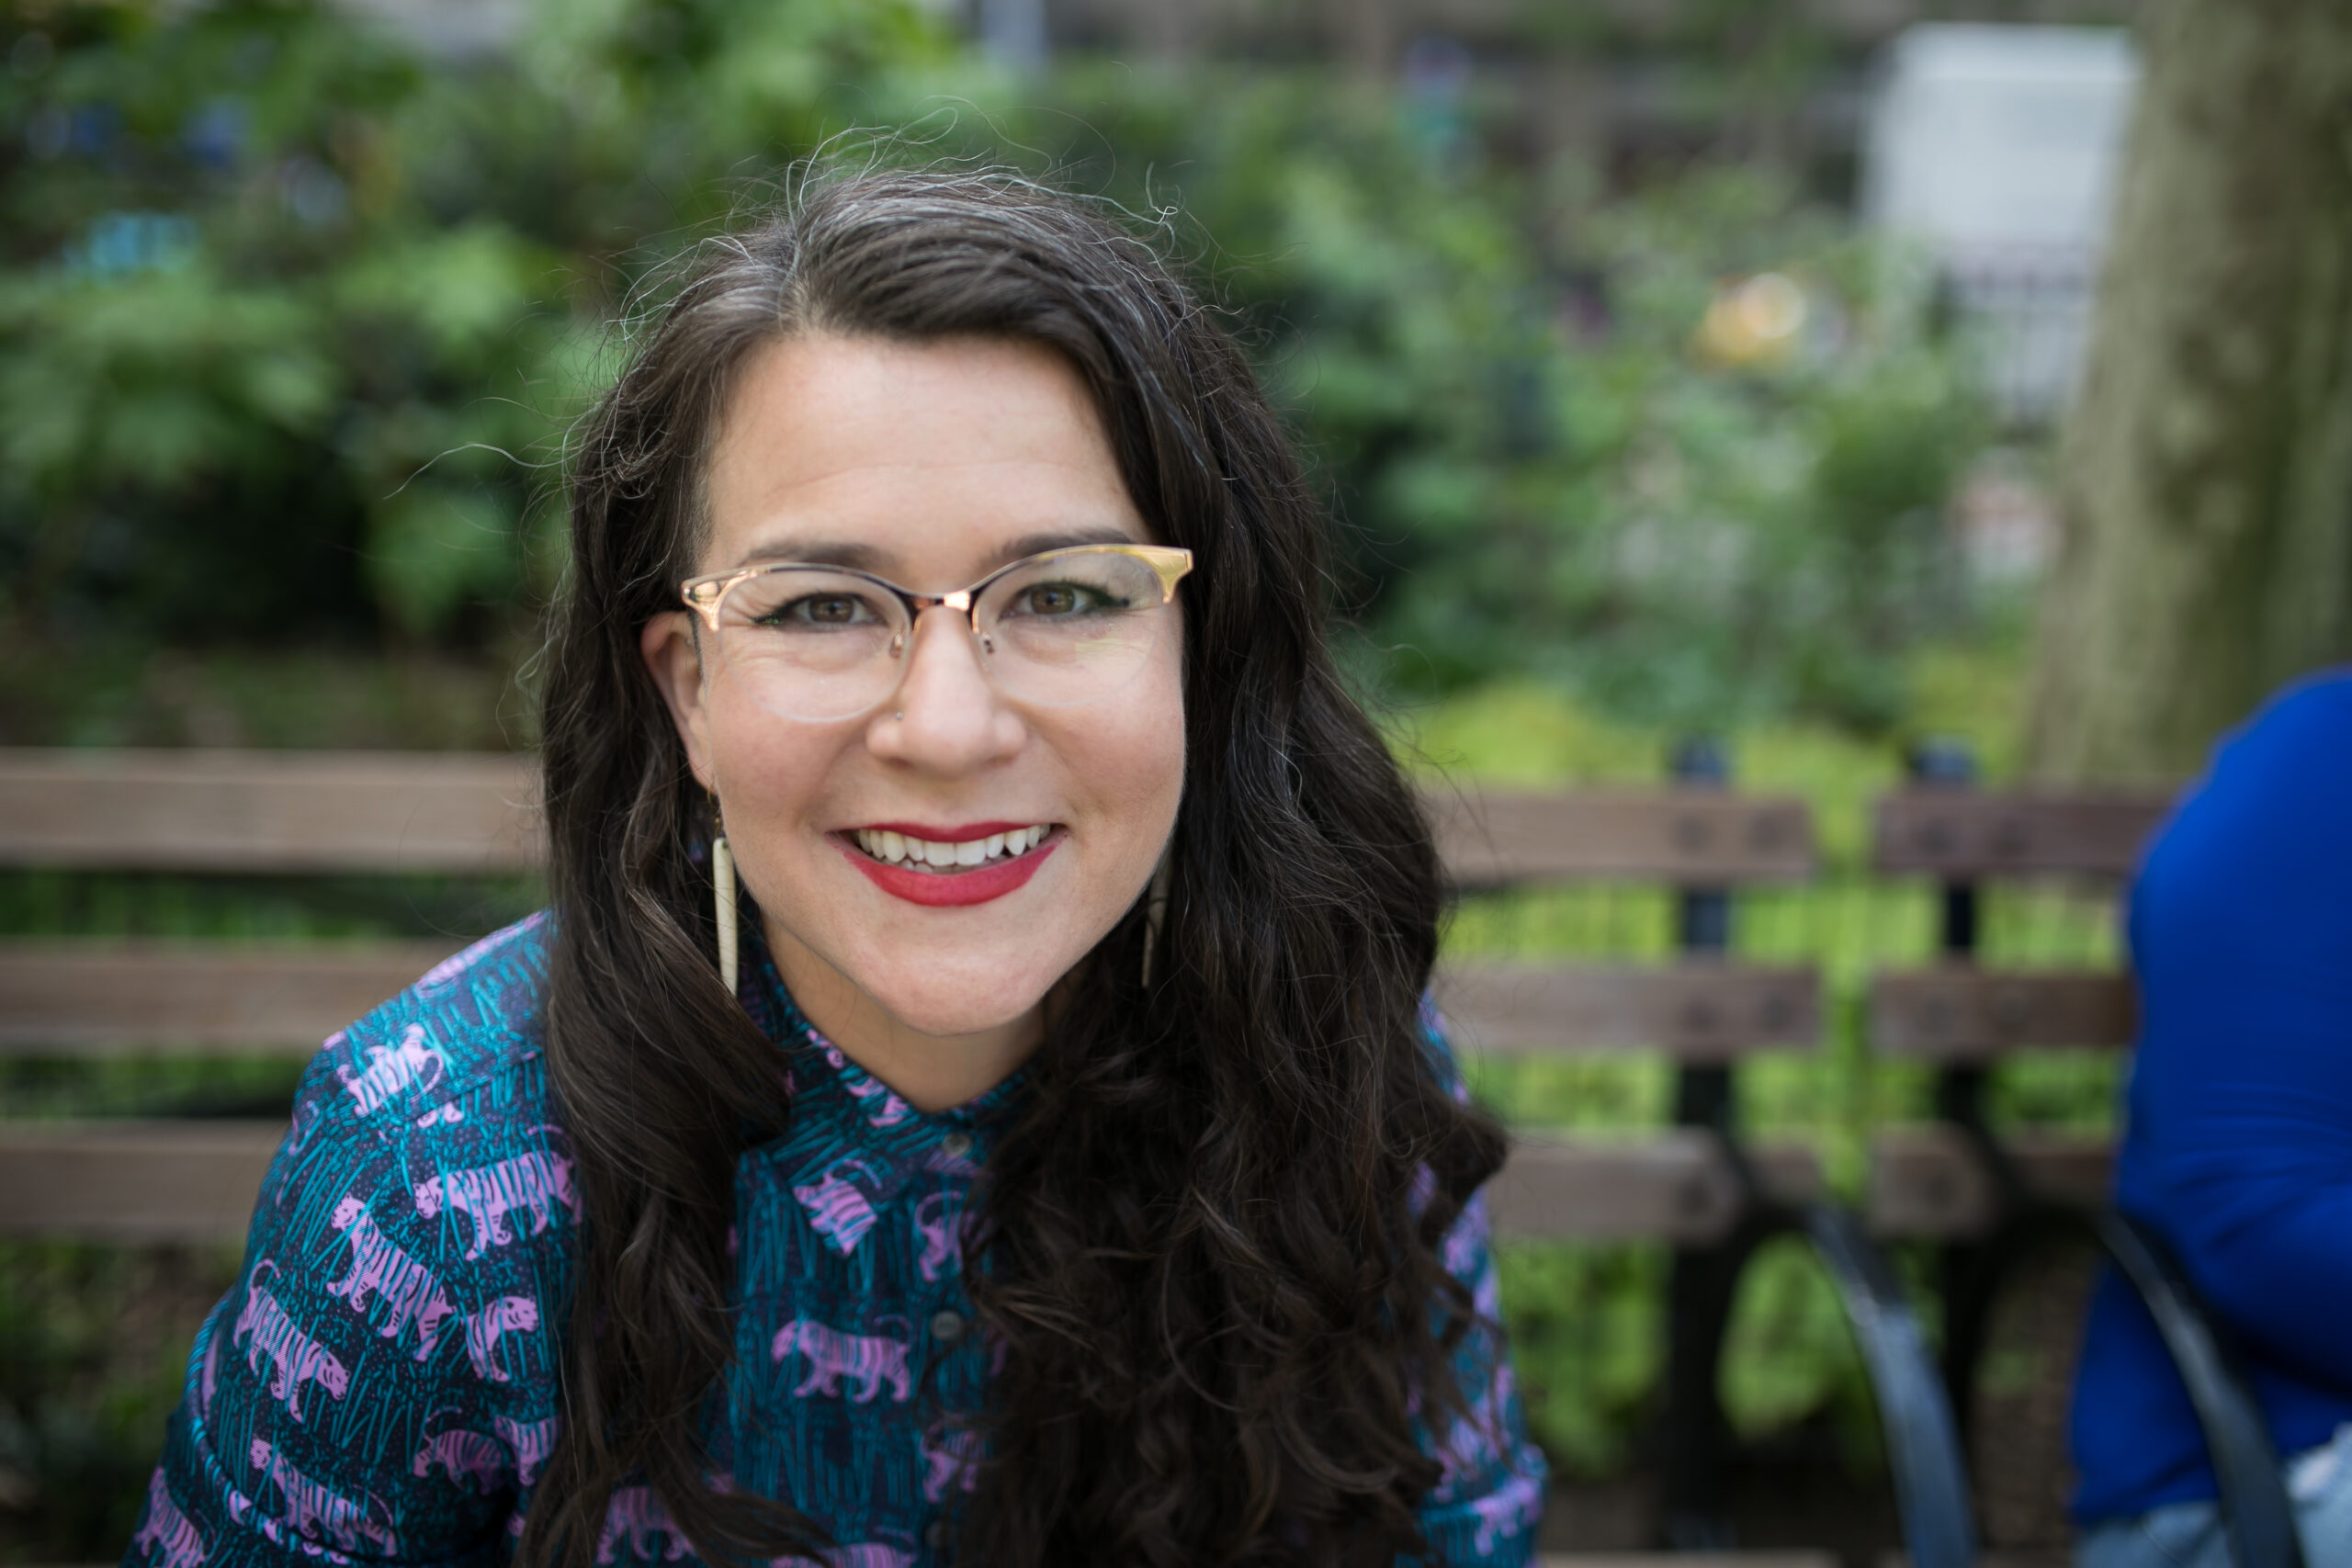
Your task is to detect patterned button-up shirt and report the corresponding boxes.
[127,914,1546,1566]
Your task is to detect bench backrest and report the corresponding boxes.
[0,750,1823,1248]
[1863,782,2172,1235]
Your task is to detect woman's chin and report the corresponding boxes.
[849,964,1060,1043]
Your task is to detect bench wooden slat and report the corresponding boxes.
[0,751,1817,886]
[0,1122,1822,1250]
[0,941,462,1055]
[0,1119,284,1244]
[1439,962,1820,1060]
[1870,790,2171,879]
[0,750,540,874]
[1490,1131,1822,1246]
[0,750,1817,888]
[1866,1125,2113,1237]
[1430,788,1815,887]
[10,948,1815,1061]
[1867,969,2135,1060]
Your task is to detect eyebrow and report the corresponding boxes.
[731,525,1146,577]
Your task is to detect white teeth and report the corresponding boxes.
[854,825,1053,869]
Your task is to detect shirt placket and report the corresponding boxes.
[731,976,1007,1562]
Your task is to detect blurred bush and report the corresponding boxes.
[1,0,1996,742]
[0,0,950,676]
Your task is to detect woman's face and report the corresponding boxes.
[642,332,1185,1077]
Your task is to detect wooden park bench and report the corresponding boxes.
[0,746,1967,1567]
[0,750,538,1239]
[1863,746,2304,1568]
[1439,743,1967,1566]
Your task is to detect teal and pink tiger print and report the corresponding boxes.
[128,914,1545,1565]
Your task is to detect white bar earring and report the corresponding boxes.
[713,829,740,997]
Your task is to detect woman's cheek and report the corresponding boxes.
[1084,686,1185,863]
[707,706,837,869]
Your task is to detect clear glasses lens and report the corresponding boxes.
[711,550,1173,722]
[974,550,1170,705]
[715,569,908,722]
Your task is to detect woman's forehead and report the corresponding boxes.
[701,331,1147,579]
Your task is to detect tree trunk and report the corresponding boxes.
[2027,0,2352,784]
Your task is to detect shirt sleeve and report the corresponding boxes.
[124,1020,566,1568]
[1410,1190,1549,1566]
[2116,674,2352,1393]
[1411,1001,1549,1566]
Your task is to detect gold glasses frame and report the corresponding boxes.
[679,543,1194,641]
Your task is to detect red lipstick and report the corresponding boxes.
[835,829,1061,908]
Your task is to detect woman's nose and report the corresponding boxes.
[865,607,1024,773]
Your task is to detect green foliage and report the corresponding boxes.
[0,0,951,659]
[0,1241,241,1552]
[906,74,1996,728]
[3,2,1999,736]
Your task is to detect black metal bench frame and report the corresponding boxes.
[1651,740,1974,1568]
[1894,744,2303,1568]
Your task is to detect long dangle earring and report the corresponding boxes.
[711,800,740,997]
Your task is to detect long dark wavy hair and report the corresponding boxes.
[528,165,1509,1567]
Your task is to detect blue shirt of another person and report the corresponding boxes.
[2070,671,2352,1525]
[125,912,1548,1565]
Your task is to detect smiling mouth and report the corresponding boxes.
[849,824,1057,873]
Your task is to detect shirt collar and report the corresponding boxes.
[738,919,1027,1146]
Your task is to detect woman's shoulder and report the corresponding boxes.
[141,915,574,1555]
[305,910,556,1129]
[277,911,576,1276]
[261,907,576,1381]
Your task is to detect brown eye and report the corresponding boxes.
[762,593,876,628]
[1009,581,1123,619]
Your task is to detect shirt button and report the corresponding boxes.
[941,1132,974,1160]
[924,1519,951,1551]
[930,1309,967,1343]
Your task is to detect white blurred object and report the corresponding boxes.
[1950,452,2058,583]
[980,0,1048,69]
[1863,25,2139,423]
[334,0,527,58]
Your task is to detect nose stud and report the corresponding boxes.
[893,711,903,721]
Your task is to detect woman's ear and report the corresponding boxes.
[639,610,716,789]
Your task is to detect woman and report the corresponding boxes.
[127,167,1545,1567]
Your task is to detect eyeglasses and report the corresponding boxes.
[680,544,1193,723]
